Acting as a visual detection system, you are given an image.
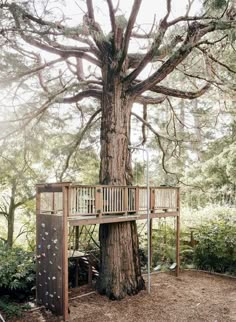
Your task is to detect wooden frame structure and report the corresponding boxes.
[36,182,180,321]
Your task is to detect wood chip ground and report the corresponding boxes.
[5,271,236,322]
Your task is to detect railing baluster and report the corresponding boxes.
[68,185,178,217]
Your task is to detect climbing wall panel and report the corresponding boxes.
[36,214,64,315]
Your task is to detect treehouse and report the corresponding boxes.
[36,182,180,320]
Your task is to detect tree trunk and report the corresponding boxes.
[7,184,16,248]
[7,209,14,248]
[97,69,145,299]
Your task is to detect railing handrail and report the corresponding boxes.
[38,183,180,216]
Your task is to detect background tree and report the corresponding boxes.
[0,0,235,299]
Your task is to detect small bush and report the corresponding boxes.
[0,296,30,320]
[194,213,236,275]
[0,243,36,299]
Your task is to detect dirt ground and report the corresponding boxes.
[5,271,236,322]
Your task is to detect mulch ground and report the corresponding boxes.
[4,271,236,322]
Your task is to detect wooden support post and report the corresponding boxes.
[95,187,103,218]
[75,227,79,250]
[52,192,55,213]
[36,187,40,307]
[176,188,180,277]
[135,186,139,214]
[124,187,128,214]
[149,218,153,267]
[150,189,155,213]
[176,215,180,277]
[88,260,92,287]
[62,186,69,321]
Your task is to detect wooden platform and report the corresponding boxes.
[68,211,179,225]
[36,182,180,321]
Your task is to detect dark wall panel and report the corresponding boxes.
[36,214,64,315]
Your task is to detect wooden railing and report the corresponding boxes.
[39,184,179,217]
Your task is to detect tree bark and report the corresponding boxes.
[7,208,14,248]
[7,183,16,248]
[97,66,145,299]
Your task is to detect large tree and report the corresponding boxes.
[0,0,235,299]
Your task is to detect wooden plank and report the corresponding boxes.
[36,182,72,187]
[150,189,155,213]
[124,187,128,213]
[135,187,139,213]
[62,186,69,321]
[75,227,79,250]
[176,215,180,277]
[68,211,179,226]
[149,218,153,267]
[38,186,63,193]
[95,186,103,218]
[176,188,180,277]
[36,188,41,308]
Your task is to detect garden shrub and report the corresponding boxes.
[0,242,36,299]
[0,296,30,320]
[194,213,236,275]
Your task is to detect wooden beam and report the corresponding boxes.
[68,211,179,226]
[38,186,63,193]
[149,218,153,267]
[135,186,139,213]
[150,188,155,213]
[124,187,128,214]
[95,186,103,218]
[62,186,69,321]
[36,182,72,193]
[35,187,41,307]
[176,188,180,277]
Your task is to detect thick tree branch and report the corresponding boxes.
[62,89,102,104]
[119,0,142,70]
[2,3,100,56]
[127,35,183,69]
[135,95,166,105]
[0,211,8,217]
[150,83,211,99]
[6,3,102,66]
[141,104,147,145]
[86,0,95,20]
[163,0,172,23]
[124,20,168,83]
[107,0,116,38]
[85,0,110,54]
[127,21,231,97]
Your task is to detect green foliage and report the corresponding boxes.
[151,227,195,268]
[194,213,236,274]
[139,221,194,270]
[0,243,35,296]
[185,143,236,191]
[0,297,30,320]
[203,0,228,13]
